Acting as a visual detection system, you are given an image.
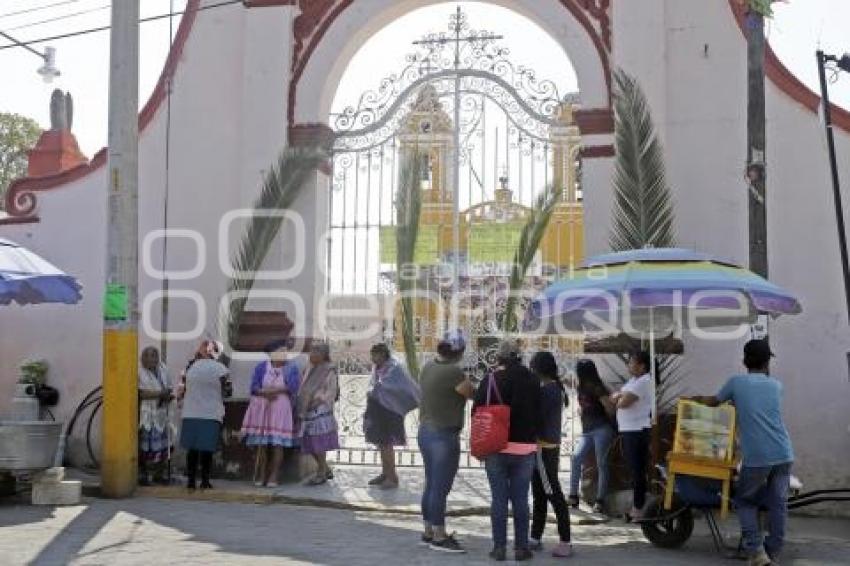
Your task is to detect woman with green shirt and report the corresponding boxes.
[417,330,474,554]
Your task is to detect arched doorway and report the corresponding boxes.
[318,4,594,468]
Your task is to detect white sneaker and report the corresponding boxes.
[749,549,772,566]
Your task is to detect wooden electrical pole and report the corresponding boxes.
[746,6,768,279]
[102,1,140,498]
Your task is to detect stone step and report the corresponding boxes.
[32,479,82,506]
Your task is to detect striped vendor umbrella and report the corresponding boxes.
[526,248,802,420]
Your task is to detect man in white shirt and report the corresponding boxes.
[611,350,653,520]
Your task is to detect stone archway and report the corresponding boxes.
[287,0,614,137]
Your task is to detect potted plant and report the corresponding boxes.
[18,359,49,387]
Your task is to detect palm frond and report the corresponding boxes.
[394,150,425,377]
[500,184,563,332]
[220,146,327,351]
[610,69,676,251]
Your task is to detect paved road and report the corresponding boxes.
[1,497,849,565]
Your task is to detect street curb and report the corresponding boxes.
[128,485,610,525]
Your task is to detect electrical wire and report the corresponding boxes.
[0,0,243,51]
[0,0,85,21]
[5,4,111,32]
[86,399,103,468]
[160,0,175,363]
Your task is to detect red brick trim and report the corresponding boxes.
[728,0,850,133]
[2,0,201,220]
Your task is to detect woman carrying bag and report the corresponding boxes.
[472,339,542,562]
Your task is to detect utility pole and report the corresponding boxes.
[101,1,140,498]
[746,6,768,279]
[816,51,850,323]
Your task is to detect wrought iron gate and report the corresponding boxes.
[324,7,585,468]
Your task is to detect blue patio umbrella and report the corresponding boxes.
[0,239,82,306]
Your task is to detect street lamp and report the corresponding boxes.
[0,31,60,83]
[816,50,850,323]
[37,46,60,83]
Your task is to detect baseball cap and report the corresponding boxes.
[439,329,467,353]
[743,339,774,367]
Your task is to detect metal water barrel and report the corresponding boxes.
[0,421,62,471]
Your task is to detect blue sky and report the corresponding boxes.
[0,0,848,157]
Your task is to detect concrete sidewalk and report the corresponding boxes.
[122,466,607,524]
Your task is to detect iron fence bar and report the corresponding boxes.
[353,151,361,294]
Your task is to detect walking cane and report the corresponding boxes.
[166,403,173,485]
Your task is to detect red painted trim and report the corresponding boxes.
[581,144,615,159]
[288,0,354,125]
[728,0,850,133]
[3,0,202,218]
[575,108,614,134]
[288,0,613,126]
[0,215,40,226]
[243,0,296,7]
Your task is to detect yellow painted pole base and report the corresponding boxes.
[101,328,139,497]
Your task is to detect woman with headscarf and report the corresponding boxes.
[138,346,173,485]
[297,342,340,486]
[363,343,420,489]
[180,340,229,490]
[241,338,301,488]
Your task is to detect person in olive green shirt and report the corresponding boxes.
[417,330,474,554]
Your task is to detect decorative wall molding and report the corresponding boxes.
[287,0,614,126]
[1,0,201,224]
[728,0,850,134]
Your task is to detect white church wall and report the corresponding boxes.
[0,3,303,457]
[0,169,107,465]
[617,0,850,508]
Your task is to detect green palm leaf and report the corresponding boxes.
[220,146,327,352]
[610,69,676,251]
[501,184,563,333]
[394,150,425,377]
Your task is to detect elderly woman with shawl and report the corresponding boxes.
[241,338,301,487]
[364,343,421,489]
[297,343,340,486]
[138,346,173,485]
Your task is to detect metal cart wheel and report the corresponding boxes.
[640,497,695,549]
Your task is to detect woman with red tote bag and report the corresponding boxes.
[472,339,542,562]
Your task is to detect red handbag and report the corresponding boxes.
[470,374,511,459]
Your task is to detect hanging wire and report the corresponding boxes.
[0,0,85,21]
[160,0,175,362]
[0,0,243,51]
[5,4,111,32]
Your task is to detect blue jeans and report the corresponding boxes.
[569,425,614,502]
[484,452,536,550]
[417,424,461,528]
[736,462,792,558]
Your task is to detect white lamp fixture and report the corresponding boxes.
[37,46,60,83]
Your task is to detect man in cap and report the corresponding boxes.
[690,339,794,566]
